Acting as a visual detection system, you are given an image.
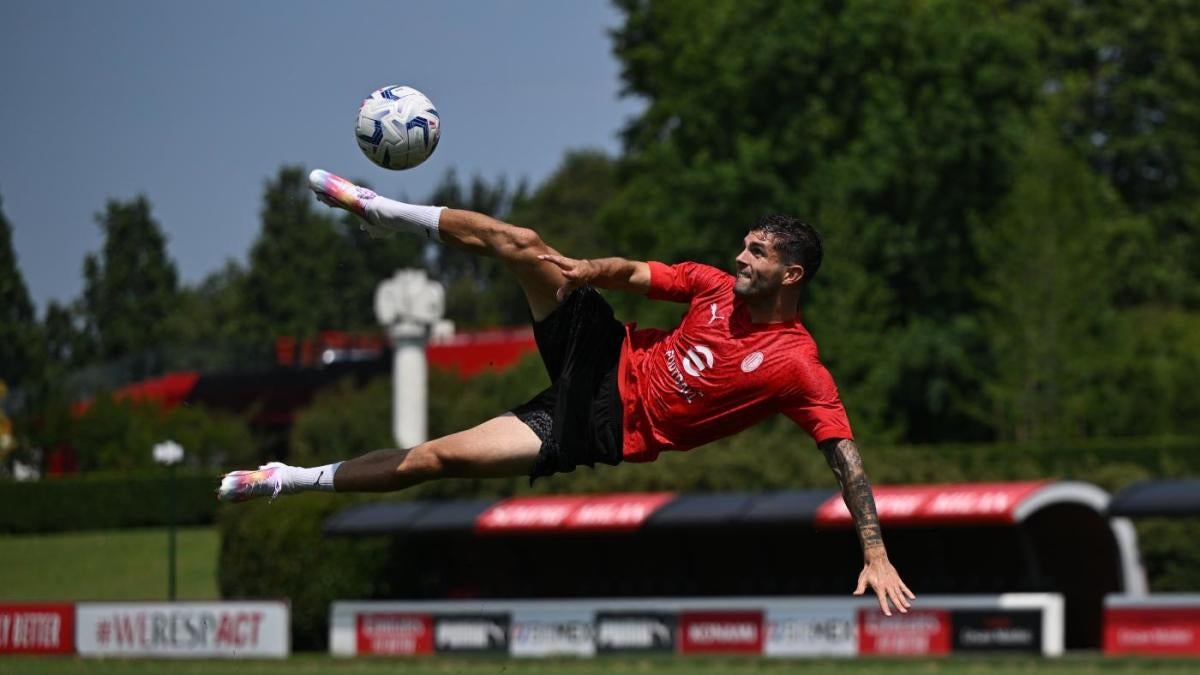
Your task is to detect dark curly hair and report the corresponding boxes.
[751,214,823,283]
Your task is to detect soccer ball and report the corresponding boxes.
[355,85,441,170]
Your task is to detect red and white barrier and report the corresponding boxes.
[330,594,1064,658]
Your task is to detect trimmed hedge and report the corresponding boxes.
[217,495,388,650]
[0,470,220,534]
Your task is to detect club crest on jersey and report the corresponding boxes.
[741,351,764,373]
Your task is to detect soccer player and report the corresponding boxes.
[219,169,915,615]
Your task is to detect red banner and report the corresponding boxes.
[679,611,763,654]
[356,613,433,655]
[1105,607,1200,655]
[476,493,675,534]
[427,329,538,377]
[858,609,951,656]
[816,482,1047,528]
[0,603,74,655]
[564,493,676,532]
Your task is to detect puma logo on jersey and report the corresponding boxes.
[708,303,725,324]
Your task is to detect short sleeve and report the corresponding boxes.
[782,358,854,444]
[647,261,732,303]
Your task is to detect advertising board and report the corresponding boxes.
[355,613,432,655]
[75,602,289,658]
[0,603,74,655]
[765,606,856,657]
[679,611,763,654]
[595,612,675,652]
[858,609,951,656]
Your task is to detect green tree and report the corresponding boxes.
[242,167,354,341]
[70,395,256,471]
[161,260,263,370]
[1092,306,1200,437]
[507,150,617,261]
[0,195,43,390]
[1017,0,1200,305]
[79,196,179,373]
[241,167,422,346]
[973,120,1145,440]
[608,0,1041,440]
[41,301,88,372]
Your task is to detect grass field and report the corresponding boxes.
[2,655,1199,675]
[0,526,220,601]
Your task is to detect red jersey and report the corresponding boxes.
[617,261,853,462]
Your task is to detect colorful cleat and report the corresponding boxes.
[308,169,375,219]
[217,462,289,503]
[308,169,394,238]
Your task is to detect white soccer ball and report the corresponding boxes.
[355,85,441,170]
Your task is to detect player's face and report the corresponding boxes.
[733,231,787,299]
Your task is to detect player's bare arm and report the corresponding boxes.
[820,437,916,615]
[538,254,651,300]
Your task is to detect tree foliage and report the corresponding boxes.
[241,168,369,342]
[607,0,1200,443]
[0,197,44,396]
[1017,0,1200,304]
[80,197,179,370]
[66,396,257,472]
[609,0,1040,440]
[5,0,1199,470]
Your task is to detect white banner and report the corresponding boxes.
[765,606,857,657]
[509,608,594,657]
[76,602,289,658]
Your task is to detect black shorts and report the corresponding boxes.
[511,287,625,479]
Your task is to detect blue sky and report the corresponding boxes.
[1,0,642,312]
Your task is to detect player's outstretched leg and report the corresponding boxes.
[217,414,540,502]
[309,168,566,320]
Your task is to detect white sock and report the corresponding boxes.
[365,197,445,242]
[285,462,341,493]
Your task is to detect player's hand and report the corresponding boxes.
[854,555,915,616]
[539,254,595,301]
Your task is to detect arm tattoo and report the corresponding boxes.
[820,438,884,552]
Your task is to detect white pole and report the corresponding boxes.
[390,321,427,448]
[375,270,446,449]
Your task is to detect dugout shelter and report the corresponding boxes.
[1102,478,1200,656]
[326,480,1142,649]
